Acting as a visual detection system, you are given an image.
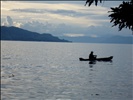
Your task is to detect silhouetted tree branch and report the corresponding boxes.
[109,1,133,31]
[85,0,103,6]
[85,0,133,33]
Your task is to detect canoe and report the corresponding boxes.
[79,56,113,61]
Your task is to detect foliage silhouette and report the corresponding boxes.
[85,0,133,32]
[85,0,103,6]
[109,1,133,31]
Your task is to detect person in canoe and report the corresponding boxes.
[89,51,97,60]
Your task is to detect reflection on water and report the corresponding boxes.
[1,41,133,100]
[89,61,96,65]
[89,60,113,67]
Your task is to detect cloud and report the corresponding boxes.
[13,22,23,27]
[89,34,98,38]
[6,16,13,26]
[10,5,110,27]
[11,7,108,18]
[11,8,81,19]
[64,33,85,37]
[2,1,110,28]
[20,21,54,33]
[11,8,45,14]
[1,1,132,37]
[2,16,22,27]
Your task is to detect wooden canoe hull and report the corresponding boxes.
[79,56,113,61]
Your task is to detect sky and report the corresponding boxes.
[1,1,132,38]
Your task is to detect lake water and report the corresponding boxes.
[1,41,133,100]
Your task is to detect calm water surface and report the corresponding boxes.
[1,41,133,100]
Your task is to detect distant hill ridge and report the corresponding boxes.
[1,26,132,44]
[60,35,133,44]
[0,26,69,42]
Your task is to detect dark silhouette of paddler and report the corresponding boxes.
[89,51,97,60]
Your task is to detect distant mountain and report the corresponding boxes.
[60,35,133,44]
[101,35,133,44]
[0,26,70,42]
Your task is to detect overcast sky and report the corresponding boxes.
[1,1,132,37]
